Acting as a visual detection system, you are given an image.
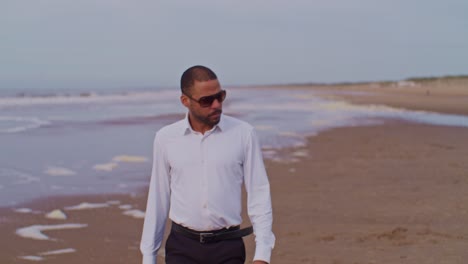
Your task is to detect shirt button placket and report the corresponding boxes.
[200,135,208,212]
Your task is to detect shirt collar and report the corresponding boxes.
[181,112,226,136]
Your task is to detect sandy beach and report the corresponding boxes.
[2,78,468,264]
[266,76,468,116]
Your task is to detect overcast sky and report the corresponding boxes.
[1,0,467,89]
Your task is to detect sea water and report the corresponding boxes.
[1,86,467,206]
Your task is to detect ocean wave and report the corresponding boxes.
[0,116,50,133]
[0,90,178,107]
[44,166,77,177]
[0,168,40,185]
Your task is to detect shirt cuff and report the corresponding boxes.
[253,245,272,263]
[142,254,156,264]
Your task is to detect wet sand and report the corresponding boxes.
[266,122,468,264]
[2,80,468,264]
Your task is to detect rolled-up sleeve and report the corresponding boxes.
[140,132,171,264]
[243,128,275,263]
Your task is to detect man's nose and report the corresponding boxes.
[211,98,222,108]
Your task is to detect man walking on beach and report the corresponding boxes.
[140,65,275,264]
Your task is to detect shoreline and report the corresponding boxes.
[245,77,468,116]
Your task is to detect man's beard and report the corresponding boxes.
[192,109,222,127]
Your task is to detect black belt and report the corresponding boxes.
[172,222,253,243]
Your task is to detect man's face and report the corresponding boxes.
[183,79,223,128]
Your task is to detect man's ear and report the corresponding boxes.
[180,95,190,108]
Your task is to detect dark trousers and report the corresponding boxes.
[165,229,246,264]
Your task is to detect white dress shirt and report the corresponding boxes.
[140,114,275,264]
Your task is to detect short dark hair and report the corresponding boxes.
[180,65,218,95]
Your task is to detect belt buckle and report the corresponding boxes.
[199,232,214,243]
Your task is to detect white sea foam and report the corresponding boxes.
[93,162,118,172]
[262,149,277,160]
[18,256,44,261]
[40,248,76,256]
[119,204,132,210]
[112,155,148,163]
[14,174,41,185]
[64,202,109,210]
[1,168,41,185]
[45,209,67,220]
[14,208,41,214]
[107,200,121,205]
[44,166,76,176]
[16,223,88,240]
[267,153,301,163]
[292,150,309,157]
[122,209,145,219]
[17,248,76,261]
[0,116,50,133]
[15,208,33,213]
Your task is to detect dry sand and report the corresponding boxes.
[2,79,467,264]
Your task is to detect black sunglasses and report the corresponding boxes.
[183,90,227,108]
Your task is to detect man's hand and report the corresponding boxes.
[253,261,268,264]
